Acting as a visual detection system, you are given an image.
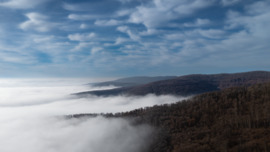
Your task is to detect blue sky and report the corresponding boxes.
[0,0,269,77]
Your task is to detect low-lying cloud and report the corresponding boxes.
[0,78,185,152]
[0,116,152,152]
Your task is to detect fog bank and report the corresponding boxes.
[0,116,152,152]
[0,78,185,152]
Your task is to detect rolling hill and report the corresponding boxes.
[76,71,270,97]
[89,76,177,87]
[72,82,270,152]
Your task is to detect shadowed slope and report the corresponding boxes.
[76,71,270,97]
[89,76,177,87]
[72,82,270,152]
[116,82,270,152]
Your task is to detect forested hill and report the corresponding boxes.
[76,71,270,97]
[71,82,270,152]
[116,82,270,152]
[89,76,177,87]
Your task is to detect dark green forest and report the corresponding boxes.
[71,82,270,152]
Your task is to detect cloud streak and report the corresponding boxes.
[68,33,96,41]
[20,12,56,32]
[68,14,102,20]
[0,0,50,9]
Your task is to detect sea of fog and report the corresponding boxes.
[0,78,185,152]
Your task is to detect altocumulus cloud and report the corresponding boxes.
[0,0,50,9]
[0,78,183,152]
[19,12,56,32]
[0,0,270,76]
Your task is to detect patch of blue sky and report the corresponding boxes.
[34,51,52,63]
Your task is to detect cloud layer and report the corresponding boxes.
[0,115,153,152]
[0,0,269,77]
[0,78,181,113]
[0,78,183,152]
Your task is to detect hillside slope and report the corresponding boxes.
[89,76,177,87]
[76,71,270,97]
[115,82,270,152]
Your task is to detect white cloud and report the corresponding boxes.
[91,47,102,54]
[128,0,214,29]
[115,37,128,45]
[165,28,225,41]
[197,29,226,39]
[63,2,83,11]
[0,78,161,152]
[116,9,133,17]
[139,28,158,36]
[117,26,128,33]
[225,1,270,37]
[62,2,98,12]
[0,51,36,64]
[68,33,96,41]
[117,0,133,4]
[95,19,123,26]
[245,1,270,15]
[1,0,269,76]
[167,1,270,67]
[0,116,153,152]
[19,12,55,32]
[0,30,70,67]
[79,24,88,29]
[0,0,50,9]
[173,0,214,15]
[117,26,140,41]
[68,14,101,20]
[183,18,211,27]
[0,78,183,113]
[165,33,185,40]
[129,5,171,29]
[33,35,55,43]
[221,0,241,6]
[71,42,94,52]
[127,31,140,41]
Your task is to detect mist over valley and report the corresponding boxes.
[0,78,182,152]
[1,71,270,151]
[0,0,270,151]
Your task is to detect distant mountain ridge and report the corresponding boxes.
[89,76,177,87]
[76,71,270,97]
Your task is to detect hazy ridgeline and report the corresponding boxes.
[0,78,183,152]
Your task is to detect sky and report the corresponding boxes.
[0,0,270,77]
